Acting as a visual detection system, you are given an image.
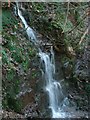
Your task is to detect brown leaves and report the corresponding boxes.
[18,22,23,29]
[8,0,10,8]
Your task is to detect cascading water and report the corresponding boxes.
[16,3,37,44]
[16,3,88,118]
[16,3,70,118]
[39,48,71,118]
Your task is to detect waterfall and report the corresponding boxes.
[39,48,68,118]
[16,3,71,118]
[16,2,37,44]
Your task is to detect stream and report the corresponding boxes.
[16,2,89,118]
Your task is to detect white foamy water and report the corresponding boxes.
[16,3,88,118]
[16,3,37,43]
[39,48,71,118]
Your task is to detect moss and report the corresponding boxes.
[2,8,38,113]
[2,8,18,29]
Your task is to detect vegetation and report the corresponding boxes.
[2,7,38,113]
[2,2,90,118]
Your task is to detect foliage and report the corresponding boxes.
[2,2,89,114]
[2,8,38,113]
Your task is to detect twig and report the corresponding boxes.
[62,1,70,33]
[79,26,89,45]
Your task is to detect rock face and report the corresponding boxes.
[71,46,90,112]
[75,46,90,83]
[2,110,26,119]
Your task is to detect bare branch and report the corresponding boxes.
[62,1,70,33]
[79,26,89,45]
